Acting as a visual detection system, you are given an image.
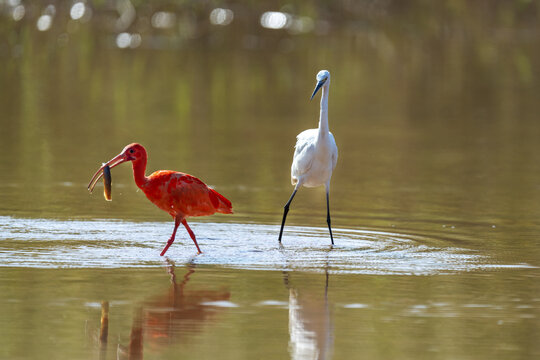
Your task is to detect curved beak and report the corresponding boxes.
[87,152,129,193]
[310,80,325,100]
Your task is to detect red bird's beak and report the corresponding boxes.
[87,152,130,193]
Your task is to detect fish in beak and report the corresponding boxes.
[102,164,112,201]
[87,152,131,193]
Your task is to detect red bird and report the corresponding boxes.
[88,143,233,256]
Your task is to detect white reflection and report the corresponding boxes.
[286,271,333,360]
[11,5,25,21]
[116,32,131,48]
[260,11,290,29]
[8,0,21,6]
[209,8,234,26]
[115,32,141,49]
[289,289,319,359]
[151,11,176,29]
[70,2,86,20]
[36,15,52,31]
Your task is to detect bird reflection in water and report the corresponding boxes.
[97,301,109,360]
[284,268,333,360]
[93,261,230,360]
[141,260,231,352]
[117,307,144,360]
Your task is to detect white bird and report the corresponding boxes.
[278,70,338,244]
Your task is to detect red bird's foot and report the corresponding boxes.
[160,238,175,256]
[181,220,202,254]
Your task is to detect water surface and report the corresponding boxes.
[1,1,540,359]
[2,216,525,274]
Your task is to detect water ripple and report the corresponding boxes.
[0,216,532,274]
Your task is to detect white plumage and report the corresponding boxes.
[291,128,338,188]
[279,70,338,244]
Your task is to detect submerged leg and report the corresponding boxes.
[160,217,181,256]
[182,219,202,254]
[278,187,299,243]
[326,187,334,245]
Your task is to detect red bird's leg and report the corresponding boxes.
[182,220,202,254]
[160,217,181,256]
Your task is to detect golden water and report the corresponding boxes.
[1,1,539,359]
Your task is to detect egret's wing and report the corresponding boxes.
[291,129,318,183]
[328,131,338,171]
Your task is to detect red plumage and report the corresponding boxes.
[88,143,233,256]
[142,170,233,217]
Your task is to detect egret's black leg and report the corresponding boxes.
[278,189,298,242]
[326,191,334,245]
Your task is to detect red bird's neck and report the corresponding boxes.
[132,157,148,188]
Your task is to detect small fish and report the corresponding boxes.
[103,164,112,201]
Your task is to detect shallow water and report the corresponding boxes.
[1,1,540,359]
[2,216,524,274]
[1,261,539,360]
[1,217,539,359]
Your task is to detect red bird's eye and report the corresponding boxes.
[129,149,135,154]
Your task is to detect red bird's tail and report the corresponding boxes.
[209,188,233,214]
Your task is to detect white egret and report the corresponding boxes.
[278,70,338,244]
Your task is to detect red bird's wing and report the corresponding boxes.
[144,171,232,217]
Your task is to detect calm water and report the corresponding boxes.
[1,1,540,359]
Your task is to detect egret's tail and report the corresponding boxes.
[209,188,233,214]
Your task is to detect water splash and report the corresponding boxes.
[0,216,530,274]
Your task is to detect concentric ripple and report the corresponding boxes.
[0,216,530,274]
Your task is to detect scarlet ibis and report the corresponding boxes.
[278,70,338,244]
[88,143,233,256]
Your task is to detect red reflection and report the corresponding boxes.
[94,263,230,360]
[142,264,231,350]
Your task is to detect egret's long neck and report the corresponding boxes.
[318,84,330,138]
[132,157,148,188]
